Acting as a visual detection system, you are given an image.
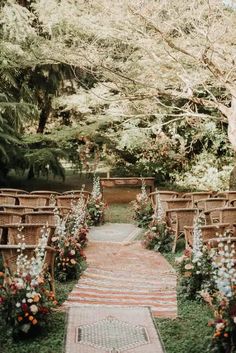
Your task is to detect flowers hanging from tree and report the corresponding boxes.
[0,226,57,338]
[87,175,106,226]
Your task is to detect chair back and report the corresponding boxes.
[0,194,16,205]
[4,223,55,245]
[197,198,228,210]
[183,192,213,202]
[17,195,49,207]
[0,212,22,226]
[165,198,192,210]
[0,205,34,214]
[24,212,58,226]
[0,188,28,195]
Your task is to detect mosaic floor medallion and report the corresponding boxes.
[77,316,149,352]
[65,306,164,353]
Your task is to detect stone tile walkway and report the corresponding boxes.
[65,306,165,353]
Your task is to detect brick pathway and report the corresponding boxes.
[64,224,177,318]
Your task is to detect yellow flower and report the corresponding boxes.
[33,295,40,303]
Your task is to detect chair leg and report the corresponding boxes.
[172,232,178,253]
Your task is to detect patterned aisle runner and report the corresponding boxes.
[64,223,177,353]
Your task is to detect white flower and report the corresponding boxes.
[16,302,21,308]
[216,323,225,331]
[30,304,38,314]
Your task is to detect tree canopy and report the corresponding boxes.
[1,0,236,189]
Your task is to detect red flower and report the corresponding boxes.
[22,303,28,311]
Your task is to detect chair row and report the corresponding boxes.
[0,188,91,196]
[0,192,91,207]
[166,207,236,252]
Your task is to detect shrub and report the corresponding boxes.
[142,218,173,253]
[131,182,153,228]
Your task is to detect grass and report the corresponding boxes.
[105,203,133,223]
[154,251,214,353]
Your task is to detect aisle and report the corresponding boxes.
[64,224,177,318]
[64,223,177,353]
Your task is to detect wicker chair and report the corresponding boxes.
[0,194,16,205]
[182,191,213,203]
[0,212,22,226]
[205,207,236,226]
[56,195,88,208]
[0,205,34,214]
[166,208,198,252]
[62,190,91,199]
[30,190,61,196]
[217,191,236,202]
[2,223,56,245]
[149,191,179,213]
[24,212,58,226]
[184,223,230,247]
[0,244,56,293]
[165,198,192,210]
[0,188,28,195]
[17,194,49,207]
[196,198,228,210]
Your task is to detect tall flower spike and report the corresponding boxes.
[156,192,165,222]
[91,175,101,200]
[192,214,203,261]
[212,232,236,298]
[140,178,148,202]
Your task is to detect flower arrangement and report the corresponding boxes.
[207,233,236,353]
[142,217,173,253]
[52,195,88,282]
[87,175,106,226]
[0,226,57,338]
[177,247,216,300]
[131,180,153,228]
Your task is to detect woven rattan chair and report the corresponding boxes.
[0,194,16,205]
[149,191,179,213]
[0,244,56,293]
[17,194,49,207]
[184,223,230,247]
[24,212,58,226]
[182,191,213,204]
[0,205,34,214]
[205,207,236,226]
[166,208,198,252]
[0,188,28,195]
[2,223,56,245]
[0,212,22,226]
[217,191,236,202]
[56,195,88,208]
[165,198,192,210]
[62,190,91,199]
[30,190,61,196]
[196,198,228,210]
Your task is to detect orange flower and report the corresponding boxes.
[25,312,29,317]
[0,272,4,277]
[53,300,58,305]
[18,316,23,322]
[32,319,38,325]
[224,333,229,338]
[33,295,40,303]
[29,316,34,321]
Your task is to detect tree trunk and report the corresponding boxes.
[37,98,52,133]
[227,95,236,152]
